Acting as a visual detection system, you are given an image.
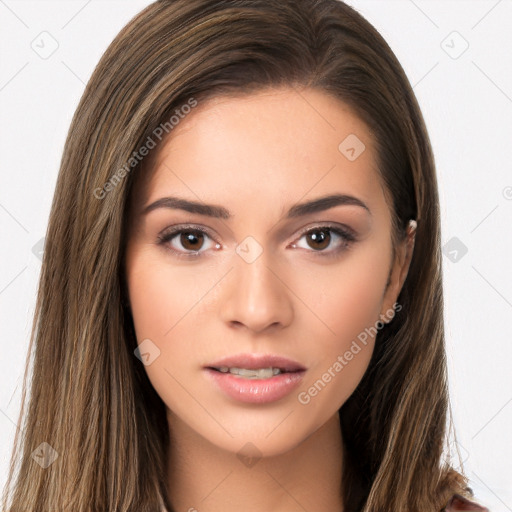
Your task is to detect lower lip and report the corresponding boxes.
[204,368,305,404]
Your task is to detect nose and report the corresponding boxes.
[219,250,294,334]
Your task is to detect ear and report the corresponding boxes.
[379,220,416,322]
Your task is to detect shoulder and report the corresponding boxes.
[443,493,489,511]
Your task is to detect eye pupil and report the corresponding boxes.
[307,229,330,250]
[181,231,204,250]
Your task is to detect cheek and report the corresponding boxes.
[125,248,220,393]
[126,259,176,341]
[126,248,209,340]
[292,246,390,412]
[125,250,190,373]
[326,268,386,343]
[295,244,390,349]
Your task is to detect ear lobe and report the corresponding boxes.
[380,220,417,322]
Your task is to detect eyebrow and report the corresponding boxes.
[142,193,371,219]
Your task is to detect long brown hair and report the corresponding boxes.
[2,1,473,510]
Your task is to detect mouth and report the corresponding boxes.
[206,366,302,379]
[204,353,306,379]
[203,353,306,404]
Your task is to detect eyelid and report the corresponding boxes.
[293,221,357,241]
[157,223,216,241]
[156,221,357,258]
[156,224,219,259]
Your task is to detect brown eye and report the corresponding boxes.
[157,225,217,258]
[292,224,356,257]
[306,229,331,251]
[179,230,205,251]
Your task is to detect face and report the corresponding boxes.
[124,87,413,457]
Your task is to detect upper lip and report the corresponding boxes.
[205,353,306,372]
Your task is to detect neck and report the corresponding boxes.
[165,411,345,512]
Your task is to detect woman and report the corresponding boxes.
[1,1,489,511]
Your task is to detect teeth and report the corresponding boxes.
[215,366,283,378]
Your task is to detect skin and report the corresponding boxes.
[124,86,415,512]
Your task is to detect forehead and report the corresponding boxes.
[134,87,385,220]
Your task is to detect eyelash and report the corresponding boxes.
[156,223,357,260]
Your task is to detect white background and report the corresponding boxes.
[1,1,511,510]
